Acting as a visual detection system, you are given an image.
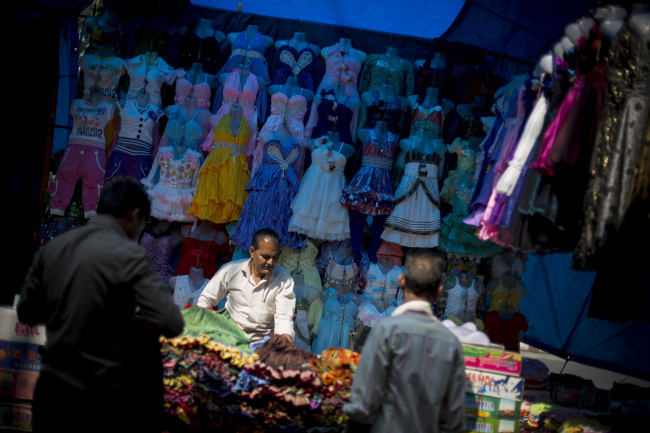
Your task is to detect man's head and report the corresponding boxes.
[398,249,446,300]
[249,228,282,277]
[97,176,151,240]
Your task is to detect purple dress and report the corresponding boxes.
[213,31,270,122]
[230,139,306,251]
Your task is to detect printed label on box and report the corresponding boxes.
[464,393,520,420]
[465,369,525,401]
[0,342,42,372]
[522,390,551,404]
[465,415,517,433]
[0,307,46,345]
[463,345,522,375]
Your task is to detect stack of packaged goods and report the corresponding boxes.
[462,344,525,433]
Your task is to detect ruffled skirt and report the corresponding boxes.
[381,162,441,248]
[147,182,195,222]
[188,148,249,224]
[289,165,350,241]
[340,166,394,216]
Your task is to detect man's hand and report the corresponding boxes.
[278,334,293,345]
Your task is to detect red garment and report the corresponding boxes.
[483,311,528,351]
[174,226,233,279]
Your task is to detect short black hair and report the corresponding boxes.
[403,249,446,299]
[97,176,151,219]
[251,228,281,250]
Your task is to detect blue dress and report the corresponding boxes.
[230,139,305,251]
[311,89,354,145]
[312,288,343,354]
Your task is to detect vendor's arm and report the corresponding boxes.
[197,265,229,309]
[274,274,296,340]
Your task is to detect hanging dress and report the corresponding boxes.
[443,276,480,323]
[230,138,305,251]
[272,44,316,91]
[187,113,252,224]
[340,130,395,215]
[215,30,270,122]
[174,225,231,279]
[289,139,350,241]
[312,289,343,353]
[364,263,402,304]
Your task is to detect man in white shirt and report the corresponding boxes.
[197,228,295,345]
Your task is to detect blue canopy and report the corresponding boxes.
[521,253,650,381]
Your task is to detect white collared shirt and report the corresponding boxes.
[197,258,296,343]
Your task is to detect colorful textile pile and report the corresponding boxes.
[160,308,360,432]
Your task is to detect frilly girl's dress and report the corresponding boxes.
[288,137,351,241]
[142,146,202,222]
[187,113,253,224]
[230,137,306,251]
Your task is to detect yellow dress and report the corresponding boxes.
[188,114,250,224]
[279,239,324,336]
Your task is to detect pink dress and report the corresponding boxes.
[216,70,260,165]
[254,92,308,173]
[306,44,362,140]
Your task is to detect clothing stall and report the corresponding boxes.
[8,0,650,431]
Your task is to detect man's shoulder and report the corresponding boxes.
[378,312,461,345]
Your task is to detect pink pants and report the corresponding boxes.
[49,144,106,218]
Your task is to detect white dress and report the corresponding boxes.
[172,275,208,308]
[443,276,480,323]
[289,141,350,241]
[364,263,403,303]
[381,151,441,247]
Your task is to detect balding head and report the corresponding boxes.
[402,250,446,299]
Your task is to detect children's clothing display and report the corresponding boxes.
[230,138,305,251]
[483,311,528,351]
[216,70,260,123]
[49,99,117,218]
[309,89,355,145]
[141,146,202,222]
[358,91,403,134]
[178,26,221,74]
[279,240,322,291]
[105,99,163,183]
[363,263,402,304]
[381,150,441,248]
[293,298,313,352]
[443,276,480,323]
[311,289,343,354]
[341,130,396,216]
[124,54,183,107]
[188,114,252,224]
[174,227,231,279]
[215,30,271,121]
[172,275,209,308]
[160,105,208,151]
[487,278,525,312]
[359,54,414,96]
[140,224,174,283]
[78,53,126,102]
[288,139,350,241]
[255,92,308,172]
[273,45,316,91]
[323,259,358,293]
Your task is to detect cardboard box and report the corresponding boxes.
[463,344,523,376]
[464,415,518,433]
[465,369,525,401]
[0,402,33,431]
[0,308,44,402]
[522,389,551,404]
[464,393,521,420]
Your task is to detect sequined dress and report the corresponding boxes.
[230,139,305,251]
[340,130,395,216]
[141,146,202,222]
